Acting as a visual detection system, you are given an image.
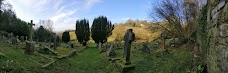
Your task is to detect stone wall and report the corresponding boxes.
[207,0,228,73]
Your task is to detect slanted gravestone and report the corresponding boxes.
[160,32,165,50]
[38,45,57,55]
[25,20,35,55]
[142,43,150,54]
[99,42,106,53]
[107,43,116,57]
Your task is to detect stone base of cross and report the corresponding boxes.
[25,41,35,55]
[115,59,135,72]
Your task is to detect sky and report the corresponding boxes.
[7,0,158,32]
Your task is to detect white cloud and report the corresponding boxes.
[50,10,77,23]
[7,0,103,32]
[85,0,102,9]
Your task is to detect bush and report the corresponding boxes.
[62,31,70,43]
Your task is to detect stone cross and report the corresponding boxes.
[25,20,35,55]
[28,20,35,41]
[123,29,135,65]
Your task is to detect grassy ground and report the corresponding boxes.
[0,41,194,73]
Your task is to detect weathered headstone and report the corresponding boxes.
[116,29,135,72]
[142,43,150,54]
[123,29,135,64]
[25,20,35,55]
[11,36,17,45]
[107,43,116,57]
[160,32,165,50]
[20,36,25,42]
[0,35,2,41]
[8,33,13,38]
[25,36,28,41]
[38,45,57,55]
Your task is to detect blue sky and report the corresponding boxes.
[7,0,158,32]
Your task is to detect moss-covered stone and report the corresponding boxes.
[25,41,35,55]
[115,60,135,73]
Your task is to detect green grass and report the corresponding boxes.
[0,41,194,73]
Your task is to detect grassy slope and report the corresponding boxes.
[0,41,194,73]
[57,24,162,42]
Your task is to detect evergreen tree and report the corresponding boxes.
[62,31,70,43]
[91,16,114,44]
[75,19,90,46]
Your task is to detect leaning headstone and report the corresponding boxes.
[25,20,35,55]
[38,45,57,55]
[107,43,116,57]
[142,43,150,54]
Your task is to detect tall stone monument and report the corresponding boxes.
[25,20,35,55]
[116,29,135,72]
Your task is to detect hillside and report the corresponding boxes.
[57,20,164,42]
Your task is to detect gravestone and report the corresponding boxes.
[116,29,135,72]
[99,42,106,53]
[11,36,17,45]
[142,43,150,54]
[38,45,57,55]
[123,29,135,64]
[0,35,2,41]
[20,36,25,42]
[8,33,13,38]
[107,43,116,57]
[25,20,35,55]
[54,35,57,50]
[160,32,165,50]
[25,36,28,41]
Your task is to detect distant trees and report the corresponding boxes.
[91,16,114,44]
[34,26,55,42]
[151,0,200,43]
[0,0,29,37]
[75,19,90,46]
[62,31,70,43]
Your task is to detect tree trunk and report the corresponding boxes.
[83,42,87,46]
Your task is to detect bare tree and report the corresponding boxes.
[151,0,200,42]
[37,19,53,32]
